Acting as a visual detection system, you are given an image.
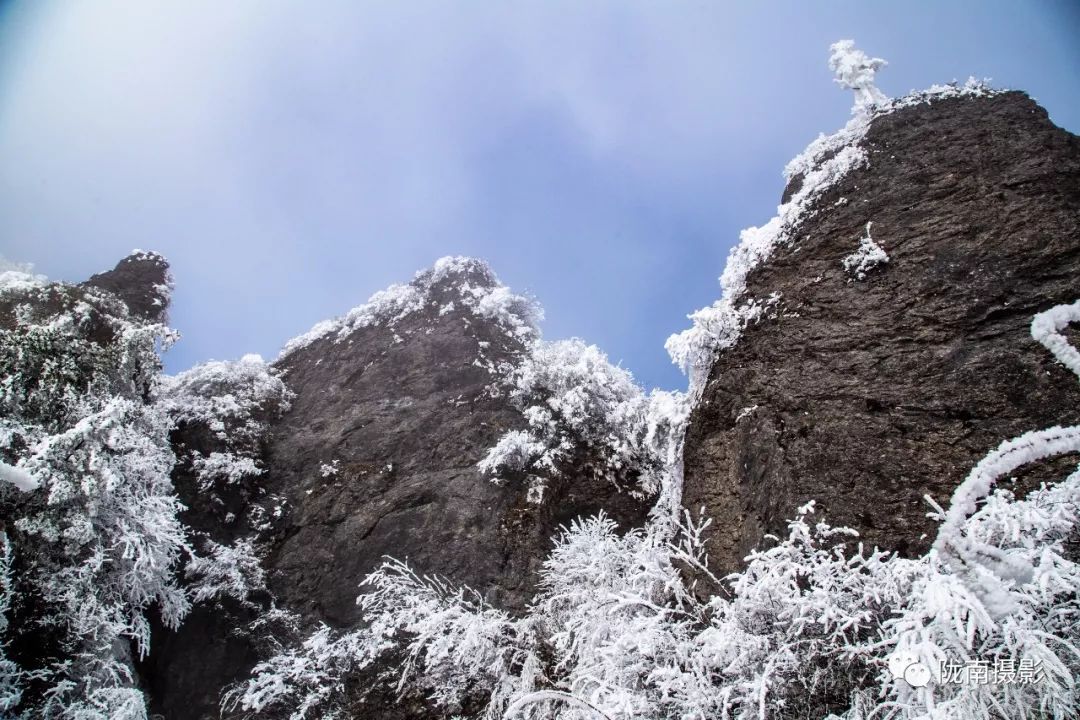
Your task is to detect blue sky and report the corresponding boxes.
[1,1,1077,390]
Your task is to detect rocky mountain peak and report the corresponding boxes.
[140,254,655,719]
[277,255,540,366]
[81,249,172,323]
[681,88,1080,581]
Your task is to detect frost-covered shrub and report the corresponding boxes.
[828,39,889,109]
[0,533,22,714]
[877,468,1080,719]
[479,339,687,500]
[239,467,1079,720]
[226,559,543,720]
[185,537,267,605]
[0,278,189,718]
[158,354,292,491]
[842,221,889,280]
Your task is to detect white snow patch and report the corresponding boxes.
[278,257,541,359]
[829,39,889,109]
[735,405,758,423]
[0,462,38,492]
[842,222,889,280]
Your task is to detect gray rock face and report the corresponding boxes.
[682,91,1080,579]
[262,261,648,624]
[143,259,650,719]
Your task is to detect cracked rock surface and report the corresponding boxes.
[682,91,1080,579]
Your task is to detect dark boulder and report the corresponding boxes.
[682,91,1080,578]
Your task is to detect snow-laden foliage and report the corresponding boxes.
[237,468,1079,720]
[829,39,889,109]
[666,41,998,397]
[158,354,292,491]
[279,256,542,359]
[236,300,1080,720]
[842,221,889,280]
[185,537,267,605]
[879,466,1080,719]
[1031,299,1080,377]
[0,257,47,296]
[479,339,688,499]
[664,86,872,394]
[225,559,543,720]
[0,279,190,718]
[156,354,291,608]
[0,533,22,714]
[924,301,1080,628]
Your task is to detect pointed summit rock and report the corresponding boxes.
[263,256,564,624]
[681,90,1080,580]
[81,249,172,323]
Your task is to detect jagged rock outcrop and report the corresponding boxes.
[682,91,1080,579]
[143,257,653,719]
[262,259,649,622]
[81,250,172,324]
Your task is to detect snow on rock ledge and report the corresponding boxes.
[681,78,1078,582]
[667,41,998,398]
[278,256,542,360]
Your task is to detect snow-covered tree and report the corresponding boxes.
[828,39,889,110]
[0,269,190,718]
[480,338,687,502]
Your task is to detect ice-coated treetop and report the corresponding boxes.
[829,39,889,110]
